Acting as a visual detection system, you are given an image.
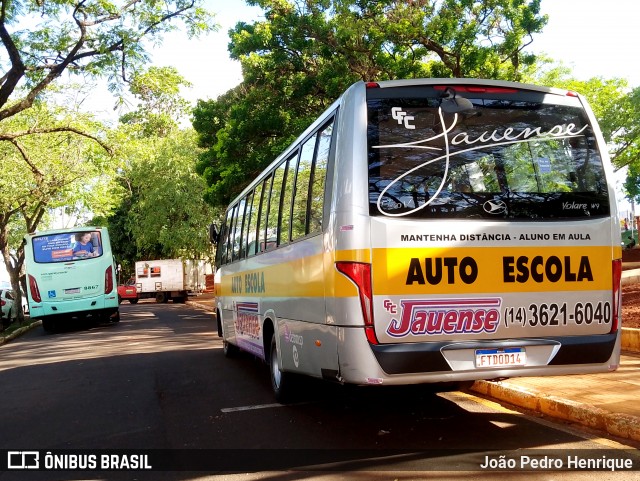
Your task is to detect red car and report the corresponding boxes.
[117,281,138,304]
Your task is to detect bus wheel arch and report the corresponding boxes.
[264,318,297,403]
[216,308,223,337]
[219,309,239,357]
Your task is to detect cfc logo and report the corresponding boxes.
[391,107,415,129]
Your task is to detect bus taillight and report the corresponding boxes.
[28,274,42,303]
[335,261,378,344]
[612,259,622,333]
[105,266,114,294]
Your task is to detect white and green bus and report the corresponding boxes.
[212,78,622,402]
[24,226,120,332]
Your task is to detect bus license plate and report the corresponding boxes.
[475,348,526,368]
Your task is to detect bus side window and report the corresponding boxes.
[291,133,316,241]
[231,198,246,262]
[221,207,234,265]
[308,121,333,234]
[238,195,251,260]
[258,174,273,253]
[247,181,264,257]
[280,152,298,245]
[265,161,285,251]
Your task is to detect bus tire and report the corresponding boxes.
[216,310,222,337]
[223,340,239,358]
[42,318,55,333]
[269,335,296,404]
[155,292,166,303]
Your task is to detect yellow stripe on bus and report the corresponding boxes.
[219,246,615,298]
[373,246,613,294]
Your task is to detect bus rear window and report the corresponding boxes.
[32,231,103,263]
[367,87,609,219]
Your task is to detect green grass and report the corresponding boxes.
[0,317,38,340]
[622,229,638,247]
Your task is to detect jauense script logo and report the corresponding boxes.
[373,108,589,217]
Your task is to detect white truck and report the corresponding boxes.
[134,259,207,303]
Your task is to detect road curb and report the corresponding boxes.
[0,320,41,346]
[470,380,640,443]
[622,328,640,351]
[188,300,214,313]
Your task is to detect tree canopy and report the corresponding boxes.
[96,67,216,276]
[531,66,640,202]
[193,0,548,207]
[0,0,216,121]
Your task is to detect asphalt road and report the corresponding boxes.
[1,301,638,480]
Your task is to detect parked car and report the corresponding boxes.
[1,289,18,329]
[117,280,139,304]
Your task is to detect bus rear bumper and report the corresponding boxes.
[28,295,119,321]
[336,327,620,386]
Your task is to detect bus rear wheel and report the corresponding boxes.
[269,335,297,404]
[42,318,55,333]
[223,340,239,358]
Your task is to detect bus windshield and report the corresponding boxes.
[367,85,609,219]
[32,231,104,263]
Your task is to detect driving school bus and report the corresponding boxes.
[212,78,622,402]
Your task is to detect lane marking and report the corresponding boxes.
[221,401,311,413]
[221,403,287,413]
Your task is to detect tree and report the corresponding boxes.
[98,67,217,271]
[119,66,194,137]
[123,130,217,261]
[0,0,215,121]
[0,102,119,322]
[531,66,640,203]
[194,0,547,207]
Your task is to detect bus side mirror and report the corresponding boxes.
[209,223,219,244]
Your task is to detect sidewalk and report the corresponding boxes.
[188,277,640,444]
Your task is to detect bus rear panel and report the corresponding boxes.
[25,227,119,332]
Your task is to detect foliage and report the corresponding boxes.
[193,0,548,208]
[0,0,216,121]
[102,128,217,269]
[98,67,218,272]
[531,66,640,202]
[120,66,194,136]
